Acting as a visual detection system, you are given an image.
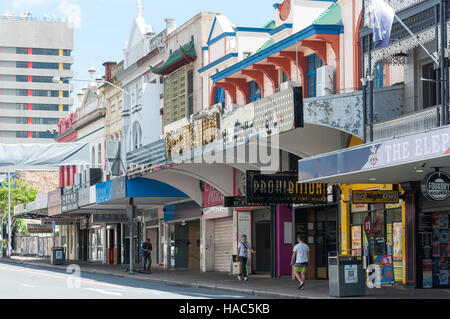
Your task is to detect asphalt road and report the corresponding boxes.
[0,262,263,299]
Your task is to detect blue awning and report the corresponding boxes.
[94,176,189,208]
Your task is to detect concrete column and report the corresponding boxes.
[163,222,170,270]
[200,217,215,272]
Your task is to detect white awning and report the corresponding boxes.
[0,143,90,167]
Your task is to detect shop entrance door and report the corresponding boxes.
[145,227,159,265]
[188,222,200,270]
[175,223,189,269]
[316,207,337,279]
[255,222,271,273]
[78,229,88,261]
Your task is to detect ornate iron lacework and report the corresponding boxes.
[364,22,450,76]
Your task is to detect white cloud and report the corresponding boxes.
[9,0,82,28]
[58,0,82,28]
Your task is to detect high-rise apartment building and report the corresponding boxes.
[0,14,74,143]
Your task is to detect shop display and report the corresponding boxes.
[429,212,450,287]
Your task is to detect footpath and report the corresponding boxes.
[1,256,449,299]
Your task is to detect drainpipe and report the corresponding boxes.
[368,39,374,142]
[440,0,448,126]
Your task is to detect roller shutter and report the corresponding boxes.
[214,217,233,272]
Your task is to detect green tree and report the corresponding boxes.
[0,178,38,239]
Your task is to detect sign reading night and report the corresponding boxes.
[421,171,450,201]
[246,171,327,205]
[351,190,400,204]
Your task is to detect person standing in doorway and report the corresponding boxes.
[237,234,255,281]
[142,238,152,273]
[291,234,310,290]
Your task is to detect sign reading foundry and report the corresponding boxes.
[421,171,450,201]
[246,171,327,205]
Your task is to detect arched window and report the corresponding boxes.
[132,121,142,150]
[249,81,261,102]
[98,143,102,168]
[91,146,96,168]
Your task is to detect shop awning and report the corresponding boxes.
[87,176,189,210]
[298,125,450,185]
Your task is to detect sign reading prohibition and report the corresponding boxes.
[421,171,450,201]
[246,171,327,205]
[351,190,400,204]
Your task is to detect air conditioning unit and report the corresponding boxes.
[316,65,335,97]
[279,81,298,91]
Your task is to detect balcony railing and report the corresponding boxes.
[366,105,447,142]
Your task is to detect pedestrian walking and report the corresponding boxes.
[237,234,255,281]
[142,238,152,273]
[291,234,310,290]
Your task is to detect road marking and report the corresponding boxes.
[0,265,125,290]
[19,283,35,288]
[84,288,122,296]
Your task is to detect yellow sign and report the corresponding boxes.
[351,190,400,204]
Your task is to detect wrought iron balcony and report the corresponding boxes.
[366,104,448,142]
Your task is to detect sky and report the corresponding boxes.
[0,0,276,107]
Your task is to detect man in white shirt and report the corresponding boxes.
[237,234,255,281]
[291,234,310,290]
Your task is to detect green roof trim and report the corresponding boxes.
[150,36,197,75]
[313,1,341,25]
[263,19,276,29]
[255,38,275,54]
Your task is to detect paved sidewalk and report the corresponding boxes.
[1,256,450,299]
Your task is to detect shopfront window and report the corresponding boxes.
[89,228,104,261]
[350,205,403,282]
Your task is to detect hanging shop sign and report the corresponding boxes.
[61,191,79,212]
[421,171,450,201]
[47,188,62,216]
[91,213,127,224]
[28,224,54,234]
[41,218,76,226]
[246,171,327,205]
[351,190,400,204]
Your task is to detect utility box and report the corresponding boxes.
[329,255,366,297]
[51,247,66,265]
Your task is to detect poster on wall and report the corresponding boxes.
[374,255,395,286]
[344,265,358,284]
[393,223,402,258]
[439,270,448,285]
[423,259,433,288]
[351,226,362,256]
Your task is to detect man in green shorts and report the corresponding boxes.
[291,234,310,290]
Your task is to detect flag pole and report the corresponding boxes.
[394,14,439,65]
